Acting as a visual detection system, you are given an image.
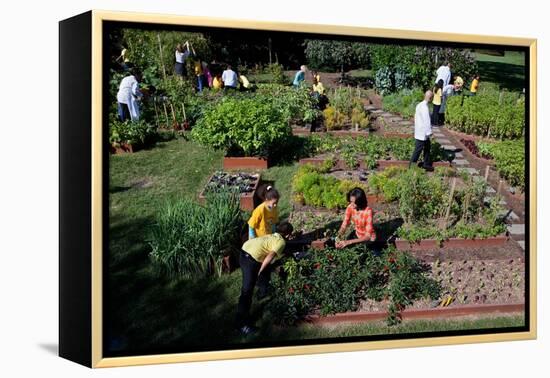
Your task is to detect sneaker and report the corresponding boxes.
[238,325,258,336]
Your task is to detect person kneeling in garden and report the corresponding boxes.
[248,186,280,239]
[336,188,376,249]
[235,222,294,335]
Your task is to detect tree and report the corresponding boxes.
[304,39,369,79]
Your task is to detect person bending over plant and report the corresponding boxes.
[335,188,377,249]
[248,186,280,239]
[235,222,294,336]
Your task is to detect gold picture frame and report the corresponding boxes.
[59,9,537,368]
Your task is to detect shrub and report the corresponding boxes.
[477,140,525,190]
[192,96,291,157]
[445,89,525,140]
[322,106,347,130]
[149,190,242,278]
[382,88,424,119]
[267,63,288,85]
[268,246,441,326]
[109,118,156,146]
[292,165,366,209]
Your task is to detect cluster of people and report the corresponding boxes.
[236,185,376,335]
[410,62,481,170]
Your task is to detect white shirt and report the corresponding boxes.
[116,75,142,120]
[222,69,238,87]
[414,100,432,141]
[175,50,190,63]
[435,65,451,87]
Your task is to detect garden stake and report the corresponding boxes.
[153,97,160,128]
[497,179,503,196]
[484,165,490,181]
[162,101,170,128]
[157,33,167,80]
[442,177,457,230]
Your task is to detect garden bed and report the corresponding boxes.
[198,171,261,211]
[394,234,509,251]
[304,302,524,324]
[377,160,451,169]
[110,143,139,154]
[291,126,370,138]
[223,156,269,170]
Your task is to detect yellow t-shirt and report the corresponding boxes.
[213,77,223,89]
[239,75,251,88]
[433,87,442,105]
[194,61,203,76]
[470,79,479,93]
[313,82,325,95]
[248,202,279,237]
[242,233,286,263]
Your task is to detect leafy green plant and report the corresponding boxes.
[446,89,525,140]
[292,165,366,209]
[192,96,291,157]
[149,190,242,278]
[476,139,525,190]
[109,117,156,146]
[268,246,441,326]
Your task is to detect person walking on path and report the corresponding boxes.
[292,65,307,87]
[410,90,434,171]
[116,70,143,121]
[435,62,452,87]
[235,222,294,336]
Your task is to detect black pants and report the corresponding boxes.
[409,138,432,168]
[431,104,441,125]
[235,250,271,327]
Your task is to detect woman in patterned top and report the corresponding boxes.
[336,187,376,249]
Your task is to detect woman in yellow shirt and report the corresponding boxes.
[212,74,223,90]
[432,79,443,126]
[248,186,279,239]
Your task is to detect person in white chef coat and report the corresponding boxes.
[409,90,435,171]
[116,70,143,121]
[435,62,452,87]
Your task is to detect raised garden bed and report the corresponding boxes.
[198,171,260,211]
[304,302,524,324]
[292,126,370,138]
[377,160,451,169]
[394,234,509,251]
[223,156,269,170]
[110,143,139,154]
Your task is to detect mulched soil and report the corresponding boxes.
[359,252,524,311]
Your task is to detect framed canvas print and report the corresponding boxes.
[59,10,537,368]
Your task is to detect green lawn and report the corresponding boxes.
[107,136,524,356]
[474,50,526,92]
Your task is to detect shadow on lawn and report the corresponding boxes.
[477,60,526,92]
[106,215,249,357]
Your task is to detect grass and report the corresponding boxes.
[107,135,523,356]
[474,50,526,92]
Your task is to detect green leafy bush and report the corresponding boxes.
[446,89,525,140]
[477,140,525,190]
[149,191,242,278]
[109,118,156,146]
[292,165,366,209]
[267,63,288,85]
[192,96,291,157]
[382,88,424,119]
[268,246,441,326]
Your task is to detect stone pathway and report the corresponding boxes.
[363,103,526,252]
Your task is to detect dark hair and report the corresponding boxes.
[346,187,368,210]
[263,185,280,201]
[227,65,232,70]
[433,79,444,92]
[277,222,293,236]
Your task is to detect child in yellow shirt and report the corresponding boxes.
[248,186,280,239]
